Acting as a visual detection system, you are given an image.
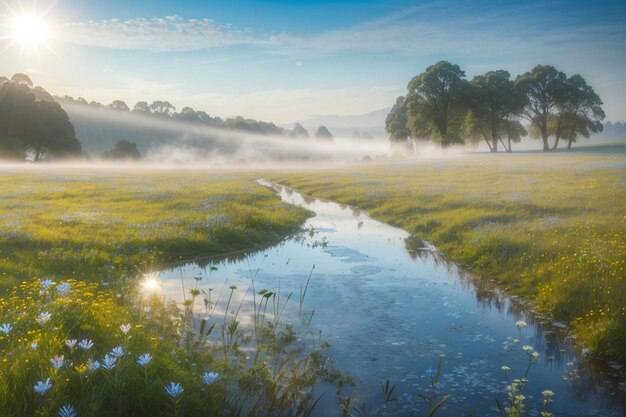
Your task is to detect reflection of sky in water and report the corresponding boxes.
[159,181,625,417]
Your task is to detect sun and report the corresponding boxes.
[9,14,49,48]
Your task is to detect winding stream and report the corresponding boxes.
[158,180,625,416]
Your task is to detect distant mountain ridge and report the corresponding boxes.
[286,107,390,139]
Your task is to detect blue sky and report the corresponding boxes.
[1,0,625,124]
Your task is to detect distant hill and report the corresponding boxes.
[288,107,390,139]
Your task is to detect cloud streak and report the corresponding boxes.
[54,1,626,58]
[56,15,262,50]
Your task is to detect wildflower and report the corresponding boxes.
[532,351,540,359]
[515,320,528,328]
[78,339,94,350]
[137,353,152,367]
[102,354,116,370]
[164,382,184,399]
[58,405,76,417]
[120,324,131,335]
[512,338,520,344]
[425,367,436,377]
[40,279,53,291]
[50,355,65,369]
[65,339,77,350]
[111,346,124,358]
[0,323,12,335]
[34,378,53,395]
[143,306,152,313]
[37,311,52,325]
[522,345,533,352]
[86,359,101,372]
[202,371,219,385]
[501,365,511,372]
[542,390,555,405]
[57,282,71,297]
[31,342,38,350]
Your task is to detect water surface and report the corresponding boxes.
[159,180,625,416]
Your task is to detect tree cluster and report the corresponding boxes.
[386,62,605,152]
[0,74,82,161]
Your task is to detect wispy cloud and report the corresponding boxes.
[54,1,625,57]
[56,15,262,51]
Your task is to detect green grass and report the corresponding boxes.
[0,167,310,291]
[268,150,626,361]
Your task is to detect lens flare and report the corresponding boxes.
[9,14,49,48]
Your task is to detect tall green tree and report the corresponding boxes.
[405,61,468,148]
[463,70,526,152]
[552,74,605,149]
[315,125,334,140]
[385,96,412,153]
[0,81,82,161]
[515,65,567,151]
[101,139,141,160]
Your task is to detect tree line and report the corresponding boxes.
[386,62,605,152]
[59,96,335,141]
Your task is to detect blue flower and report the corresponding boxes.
[137,353,152,367]
[34,378,53,395]
[58,404,77,417]
[50,355,65,370]
[57,282,71,297]
[102,354,117,370]
[78,339,94,350]
[164,382,184,399]
[86,359,100,372]
[111,346,124,358]
[0,323,12,335]
[425,367,436,377]
[40,279,53,291]
[202,371,218,385]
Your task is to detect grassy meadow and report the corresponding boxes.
[268,148,626,361]
[0,166,332,416]
[0,167,309,291]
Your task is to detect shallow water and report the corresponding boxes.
[159,180,625,416]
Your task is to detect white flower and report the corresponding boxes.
[202,371,218,385]
[50,355,65,369]
[37,311,52,325]
[111,346,124,358]
[65,339,77,350]
[0,323,12,335]
[57,282,71,297]
[58,405,77,417]
[78,339,94,350]
[137,353,152,367]
[164,382,184,398]
[40,279,54,290]
[34,378,53,395]
[522,345,533,352]
[102,354,116,370]
[512,338,520,344]
[542,389,554,397]
[501,365,511,372]
[31,342,38,350]
[120,323,131,335]
[515,320,528,328]
[532,351,540,359]
[86,359,100,372]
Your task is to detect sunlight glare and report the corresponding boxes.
[10,14,49,48]
[141,272,161,293]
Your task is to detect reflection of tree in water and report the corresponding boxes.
[404,234,626,411]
